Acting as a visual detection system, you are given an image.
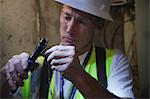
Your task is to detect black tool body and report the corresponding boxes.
[10,38,48,94]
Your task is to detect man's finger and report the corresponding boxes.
[51,64,69,72]
[10,71,24,86]
[50,57,71,66]
[45,45,75,55]
[47,50,74,62]
[19,52,29,70]
[8,76,17,91]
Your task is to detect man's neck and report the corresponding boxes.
[76,44,93,56]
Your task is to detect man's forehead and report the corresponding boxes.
[62,5,97,20]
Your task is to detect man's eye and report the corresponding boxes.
[79,20,86,25]
[64,14,71,21]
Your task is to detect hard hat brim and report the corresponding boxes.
[54,0,113,21]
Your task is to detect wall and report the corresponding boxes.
[0,0,60,67]
[135,0,149,98]
[1,0,36,66]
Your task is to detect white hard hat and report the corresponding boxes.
[54,0,113,21]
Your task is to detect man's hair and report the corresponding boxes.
[94,16,106,25]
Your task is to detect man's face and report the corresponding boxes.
[59,5,97,54]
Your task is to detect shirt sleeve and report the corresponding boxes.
[107,50,135,98]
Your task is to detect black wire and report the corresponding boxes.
[110,3,135,51]
[103,21,109,48]
[110,7,124,50]
[127,0,135,11]
[111,24,122,49]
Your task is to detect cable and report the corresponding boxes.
[103,21,109,48]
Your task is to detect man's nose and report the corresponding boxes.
[66,19,77,34]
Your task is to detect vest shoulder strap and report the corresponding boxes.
[95,46,107,88]
[39,59,49,98]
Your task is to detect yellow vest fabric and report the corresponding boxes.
[22,47,116,99]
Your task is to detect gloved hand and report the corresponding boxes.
[4,52,29,91]
[45,45,81,79]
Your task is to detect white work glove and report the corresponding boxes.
[45,45,81,74]
[4,52,29,91]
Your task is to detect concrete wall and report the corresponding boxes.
[0,0,60,66]
[1,0,36,66]
[135,0,149,98]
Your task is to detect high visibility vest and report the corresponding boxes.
[22,47,116,99]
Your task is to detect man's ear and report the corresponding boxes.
[95,20,105,32]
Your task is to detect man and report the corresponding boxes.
[1,0,134,98]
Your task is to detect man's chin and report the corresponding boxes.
[61,42,75,46]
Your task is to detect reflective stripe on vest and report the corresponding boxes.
[22,47,116,99]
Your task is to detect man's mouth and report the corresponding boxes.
[62,37,76,46]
